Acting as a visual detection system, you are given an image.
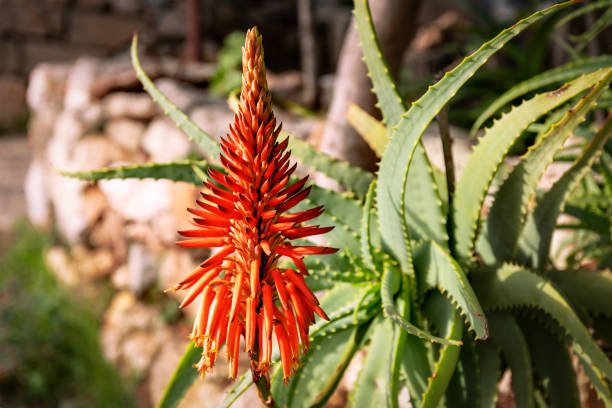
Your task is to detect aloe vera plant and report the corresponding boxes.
[64,0,612,406]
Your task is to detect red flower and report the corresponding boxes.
[173,27,336,382]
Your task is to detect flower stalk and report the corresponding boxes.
[172,26,337,394]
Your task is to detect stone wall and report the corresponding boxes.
[24,54,320,406]
[0,0,351,130]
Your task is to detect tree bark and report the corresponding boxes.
[317,0,422,171]
[186,0,201,62]
[298,0,318,108]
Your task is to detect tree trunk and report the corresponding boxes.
[317,0,422,171]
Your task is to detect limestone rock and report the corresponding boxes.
[106,118,146,152]
[24,158,52,229]
[71,244,116,279]
[154,78,208,111]
[142,118,191,162]
[47,111,84,169]
[157,249,196,296]
[189,103,234,141]
[98,178,173,222]
[89,209,127,260]
[45,246,79,286]
[48,172,88,243]
[126,242,157,296]
[101,92,159,120]
[101,291,162,374]
[71,135,125,171]
[64,58,99,112]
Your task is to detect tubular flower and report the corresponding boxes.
[174,27,337,382]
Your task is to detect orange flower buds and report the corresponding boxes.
[174,27,336,382]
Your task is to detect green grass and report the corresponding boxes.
[0,221,134,407]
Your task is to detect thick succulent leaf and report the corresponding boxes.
[471,55,612,134]
[304,251,373,286]
[61,160,210,184]
[347,104,389,156]
[353,0,404,126]
[387,294,409,408]
[421,293,463,408]
[476,342,501,408]
[287,135,372,198]
[518,317,580,408]
[481,68,612,263]
[285,325,369,408]
[350,318,399,408]
[518,115,612,270]
[360,180,378,269]
[298,185,362,252]
[376,1,572,270]
[131,36,221,159]
[403,150,448,246]
[548,269,612,317]
[445,335,480,408]
[472,263,612,401]
[310,282,378,338]
[355,0,447,250]
[381,261,461,345]
[157,342,201,408]
[414,241,488,339]
[401,335,433,407]
[487,313,534,408]
[454,68,608,264]
[219,371,253,408]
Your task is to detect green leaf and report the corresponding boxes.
[414,241,488,339]
[347,104,389,156]
[476,342,501,408]
[481,68,612,264]
[518,115,612,270]
[518,317,580,408]
[287,135,373,197]
[360,180,378,269]
[445,335,480,408]
[218,371,253,408]
[61,160,210,184]
[471,55,612,134]
[131,36,221,159]
[377,1,573,270]
[310,283,377,336]
[387,298,408,408]
[401,335,433,407]
[421,293,463,408]
[157,342,200,408]
[353,0,404,126]
[285,325,369,408]
[453,67,608,264]
[487,313,534,408]
[381,262,461,345]
[354,0,447,249]
[350,318,398,408]
[304,251,374,286]
[472,263,612,401]
[548,269,612,317]
[298,185,362,253]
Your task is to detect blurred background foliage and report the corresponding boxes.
[0,222,133,407]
